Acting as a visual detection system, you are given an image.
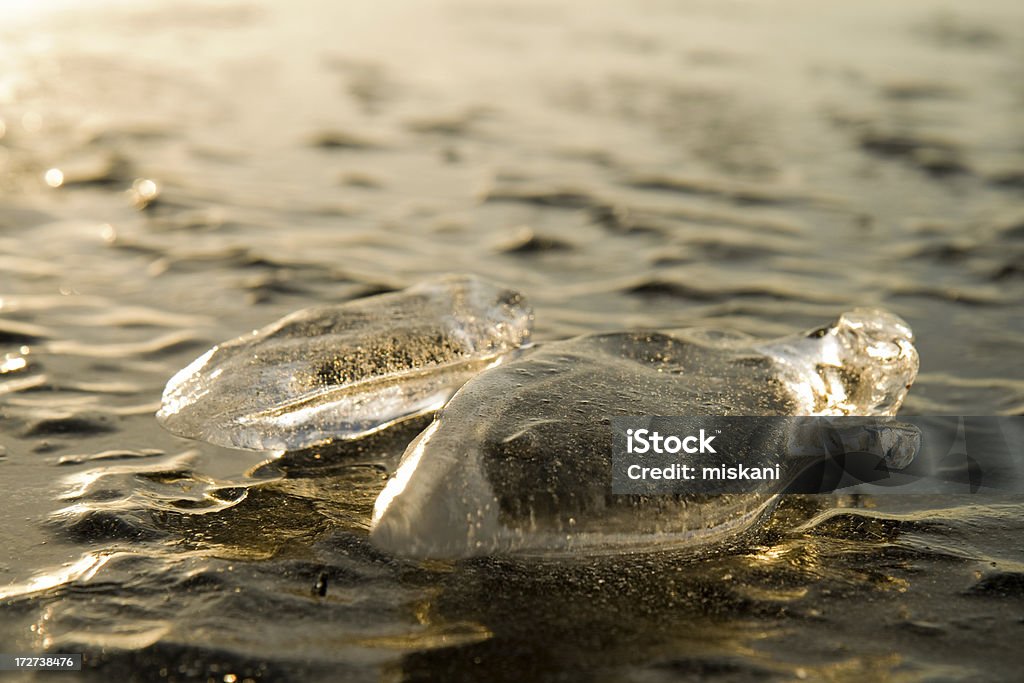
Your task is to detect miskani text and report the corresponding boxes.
[624,428,781,481]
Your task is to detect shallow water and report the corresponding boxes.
[1,0,1023,680]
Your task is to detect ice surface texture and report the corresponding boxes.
[157,275,533,450]
[371,309,919,558]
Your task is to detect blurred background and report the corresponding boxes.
[1,0,1023,680]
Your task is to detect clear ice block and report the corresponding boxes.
[157,275,532,451]
[370,309,919,559]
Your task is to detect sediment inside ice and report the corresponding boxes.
[157,275,532,450]
[371,309,919,558]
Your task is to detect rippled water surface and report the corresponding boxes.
[2,0,1023,680]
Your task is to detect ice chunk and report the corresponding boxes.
[756,308,919,416]
[370,310,919,559]
[157,275,532,451]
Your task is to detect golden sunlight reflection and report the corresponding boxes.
[44,167,64,188]
[0,1,38,18]
[0,553,111,600]
[0,0,77,22]
[371,420,438,524]
[747,544,793,564]
[0,353,28,373]
[355,620,493,651]
[130,177,160,209]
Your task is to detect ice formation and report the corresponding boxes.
[371,309,919,558]
[157,275,533,450]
